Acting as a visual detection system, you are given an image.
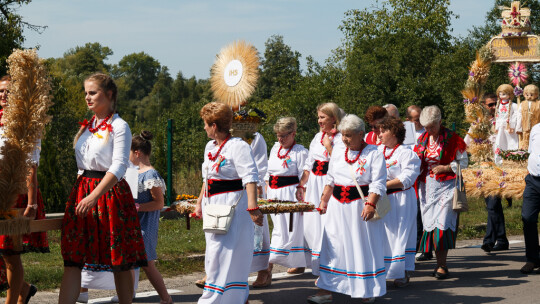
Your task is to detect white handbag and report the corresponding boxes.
[348,163,391,221]
[202,167,244,234]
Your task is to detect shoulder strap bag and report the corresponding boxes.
[452,163,468,212]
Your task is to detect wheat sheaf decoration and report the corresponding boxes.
[0,49,53,212]
[210,40,259,111]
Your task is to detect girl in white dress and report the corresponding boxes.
[308,114,387,303]
[296,103,345,276]
[377,117,420,287]
[267,117,310,274]
[494,84,519,165]
[194,102,263,304]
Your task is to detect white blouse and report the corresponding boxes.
[0,126,41,165]
[75,114,131,180]
[528,123,540,176]
[250,132,268,187]
[325,144,387,197]
[377,145,420,189]
[303,132,344,172]
[202,137,259,186]
[265,142,308,181]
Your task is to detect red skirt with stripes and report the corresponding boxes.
[61,176,147,271]
[0,190,49,254]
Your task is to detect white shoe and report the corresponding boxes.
[307,294,332,304]
[76,291,88,303]
[111,292,136,303]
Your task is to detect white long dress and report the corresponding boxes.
[317,144,387,299]
[267,142,310,268]
[249,132,271,272]
[199,137,259,304]
[378,145,420,279]
[494,100,519,165]
[302,132,344,275]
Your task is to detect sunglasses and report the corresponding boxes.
[486,103,496,107]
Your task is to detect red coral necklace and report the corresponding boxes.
[383,144,400,160]
[344,143,366,164]
[277,141,295,159]
[208,134,231,161]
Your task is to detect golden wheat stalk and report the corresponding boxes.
[210,40,259,111]
[0,49,53,211]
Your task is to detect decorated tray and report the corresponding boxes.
[172,196,315,215]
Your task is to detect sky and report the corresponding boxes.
[16,0,496,80]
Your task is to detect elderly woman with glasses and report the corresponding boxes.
[414,105,467,280]
[308,114,387,304]
[266,117,310,277]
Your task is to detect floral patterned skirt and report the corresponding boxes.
[61,175,147,271]
[0,190,49,255]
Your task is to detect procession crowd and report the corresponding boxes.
[0,73,539,304]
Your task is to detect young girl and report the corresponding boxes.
[130,130,172,304]
[494,84,519,165]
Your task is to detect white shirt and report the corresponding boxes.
[325,144,387,197]
[0,126,41,165]
[250,132,268,187]
[265,142,308,181]
[303,132,344,172]
[75,114,131,180]
[528,123,540,176]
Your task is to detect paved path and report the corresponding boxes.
[8,236,539,303]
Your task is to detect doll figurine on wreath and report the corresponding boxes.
[493,84,520,165]
[517,84,540,150]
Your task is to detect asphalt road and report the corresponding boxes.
[7,235,539,304]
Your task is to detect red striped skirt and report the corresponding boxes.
[0,190,49,255]
[61,175,147,271]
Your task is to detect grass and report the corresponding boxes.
[457,197,525,240]
[18,217,206,292]
[11,198,534,292]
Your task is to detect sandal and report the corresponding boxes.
[434,266,449,280]
[393,271,410,287]
[252,270,272,288]
[195,277,206,289]
[287,267,305,274]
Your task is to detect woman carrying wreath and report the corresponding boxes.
[59,73,147,304]
[266,117,309,277]
[414,105,467,280]
[194,102,263,303]
[376,117,420,287]
[0,75,48,304]
[308,114,387,304]
[296,102,344,276]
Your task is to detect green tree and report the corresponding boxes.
[0,0,45,75]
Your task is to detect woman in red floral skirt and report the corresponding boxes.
[0,75,48,304]
[58,73,147,304]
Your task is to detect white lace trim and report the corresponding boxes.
[138,178,166,195]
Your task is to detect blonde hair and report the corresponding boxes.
[273,117,297,134]
[317,102,345,128]
[524,84,539,97]
[495,84,515,129]
[73,73,117,148]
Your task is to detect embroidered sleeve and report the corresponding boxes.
[139,178,166,195]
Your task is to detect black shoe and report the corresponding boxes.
[416,252,433,261]
[25,284,37,304]
[492,243,509,251]
[481,243,493,253]
[434,266,449,280]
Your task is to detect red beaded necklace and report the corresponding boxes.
[320,131,335,146]
[208,134,231,161]
[80,113,114,133]
[344,143,366,164]
[383,144,400,160]
[277,141,295,159]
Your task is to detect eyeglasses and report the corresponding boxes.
[276,132,292,139]
[486,103,496,108]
